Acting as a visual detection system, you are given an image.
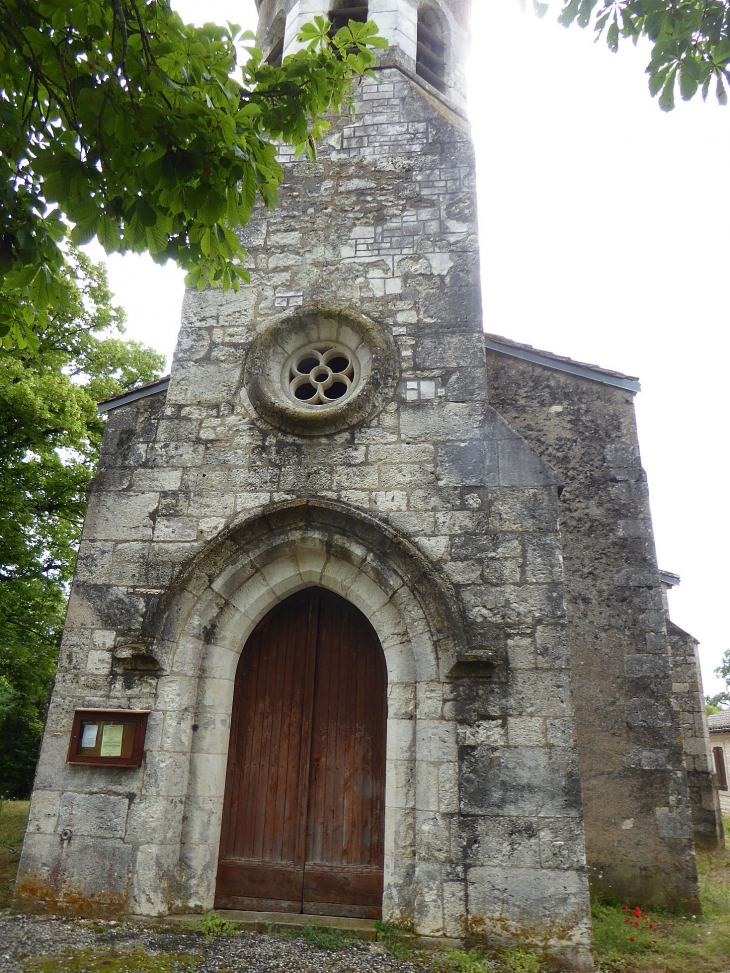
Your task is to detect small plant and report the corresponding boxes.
[192,911,239,938]
[443,948,495,972]
[374,919,418,960]
[620,903,659,948]
[299,924,346,950]
[502,948,542,973]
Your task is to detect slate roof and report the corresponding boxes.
[707,709,730,732]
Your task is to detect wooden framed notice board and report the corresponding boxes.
[67,709,149,768]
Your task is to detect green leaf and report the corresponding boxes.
[658,71,676,111]
[679,63,698,100]
[607,20,619,52]
[97,215,121,252]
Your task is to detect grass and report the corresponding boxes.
[22,948,198,973]
[0,798,28,909]
[591,841,730,972]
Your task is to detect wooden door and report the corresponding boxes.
[214,588,387,918]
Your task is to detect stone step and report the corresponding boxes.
[162,910,380,941]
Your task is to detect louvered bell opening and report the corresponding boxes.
[329,0,369,35]
[416,9,446,93]
[266,35,284,66]
[265,14,285,66]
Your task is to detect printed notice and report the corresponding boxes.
[80,723,98,749]
[100,724,124,757]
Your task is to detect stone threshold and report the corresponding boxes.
[161,910,380,940]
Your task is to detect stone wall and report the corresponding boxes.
[485,342,701,911]
[667,622,724,850]
[17,67,593,968]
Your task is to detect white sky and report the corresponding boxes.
[93,0,730,697]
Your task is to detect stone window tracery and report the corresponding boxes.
[287,344,355,405]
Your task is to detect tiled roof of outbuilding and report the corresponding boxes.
[707,709,730,732]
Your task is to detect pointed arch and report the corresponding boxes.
[134,500,468,925]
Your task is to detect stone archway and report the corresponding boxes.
[135,500,468,932]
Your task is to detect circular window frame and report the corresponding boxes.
[245,306,399,436]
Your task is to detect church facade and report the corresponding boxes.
[16,2,722,968]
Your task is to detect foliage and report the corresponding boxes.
[0,248,164,798]
[374,920,420,960]
[191,911,239,938]
[590,850,730,972]
[551,0,730,110]
[440,949,497,973]
[705,648,730,711]
[297,924,347,951]
[0,799,28,908]
[0,1,387,349]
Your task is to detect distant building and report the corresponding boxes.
[708,710,730,816]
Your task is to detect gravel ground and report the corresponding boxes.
[0,915,434,973]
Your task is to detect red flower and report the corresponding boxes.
[624,918,631,924]
[630,936,635,942]
[633,906,642,918]
[652,939,658,944]
[622,905,628,911]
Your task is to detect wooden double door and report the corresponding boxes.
[215,588,387,918]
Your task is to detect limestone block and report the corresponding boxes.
[460,745,581,818]
[155,676,197,713]
[413,860,444,936]
[384,806,416,860]
[460,815,540,869]
[466,865,592,952]
[439,763,460,814]
[129,842,182,915]
[443,879,467,938]
[86,650,112,675]
[181,795,223,848]
[25,791,61,836]
[384,676,416,721]
[417,683,444,720]
[387,718,416,761]
[507,717,546,747]
[142,751,190,798]
[188,752,228,799]
[538,818,587,870]
[506,637,537,670]
[386,759,416,810]
[416,810,452,862]
[126,797,184,845]
[415,761,439,813]
[417,720,457,764]
[59,793,129,839]
[83,492,158,542]
[535,625,571,670]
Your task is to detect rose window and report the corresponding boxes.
[287,345,356,406]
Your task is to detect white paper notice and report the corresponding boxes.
[80,723,98,749]
[100,723,124,757]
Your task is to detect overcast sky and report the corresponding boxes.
[92,0,730,697]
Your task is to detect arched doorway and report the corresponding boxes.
[214,587,388,918]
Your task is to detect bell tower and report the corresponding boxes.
[258,0,469,108]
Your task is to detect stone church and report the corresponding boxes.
[16,1,724,968]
